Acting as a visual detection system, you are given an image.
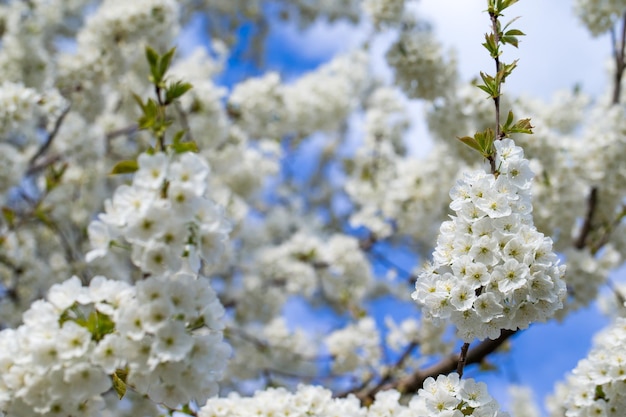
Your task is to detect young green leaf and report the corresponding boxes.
[112,369,128,400]
[458,136,483,153]
[145,46,159,71]
[164,81,193,105]
[169,141,198,154]
[110,160,139,175]
[158,47,176,82]
[510,118,534,134]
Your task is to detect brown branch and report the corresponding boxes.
[456,342,471,378]
[489,11,502,140]
[354,329,516,403]
[574,187,598,249]
[28,106,71,167]
[610,12,626,105]
[105,124,138,141]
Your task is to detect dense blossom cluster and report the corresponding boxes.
[229,51,369,139]
[0,0,622,415]
[325,317,381,374]
[0,82,67,202]
[58,0,180,119]
[547,317,626,417]
[0,274,229,416]
[346,87,456,243]
[255,232,373,305]
[200,373,507,417]
[574,0,626,36]
[413,139,566,341]
[87,150,230,275]
[386,29,457,101]
[362,0,406,28]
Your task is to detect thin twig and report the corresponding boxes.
[28,106,71,167]
[174,101,195,143]
[574,187,598,249]
[456,342,471,378]
[489,11,502,140]
[353,329,516,403]
[105,124,138,141]
[610,12,626,105]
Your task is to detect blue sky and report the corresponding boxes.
[179,2,618,413]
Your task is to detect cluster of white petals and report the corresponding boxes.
[557,246,621,317]
[574,0,626,36]
[386,30,457,100]
[547,317,626,417]
[324,317,381,374]
[508,385,541,417]
[256,232,373,305]
[57,0,180,119]
[413,139,566,341]
[86,151,230,276]
[228,51,369,139]
[0,274,229,416]
[200,373,507,417]
[346,87,456,243]
[362,0,406,28]
[0,82,67,202]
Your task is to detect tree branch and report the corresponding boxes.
[28,106,71,167]
[574,187,597,249]
[610,11,626,105]
[353,329,516,403]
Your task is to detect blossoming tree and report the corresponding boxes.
[0,0,624,416]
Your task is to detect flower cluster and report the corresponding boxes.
[324,317,381,374]
[87,150,231,276]
[413,139,566,341]
[0,82,67,202]
[57,0,180,119]
[0,274,230,416]
[362,0,406,28]
[256,232,373,305]
[228,51,369,139]
[412,373,510,417]
[547,317,626,417]
[386,30,457,101]
[199,373,508,417]
[574,0,626,36]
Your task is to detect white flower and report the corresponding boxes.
[150,322,194,367]
[413,139,565,341]
[450,283,476,311]
[134,152,169,190]
[47,276,89,310]
[493,259,529,293]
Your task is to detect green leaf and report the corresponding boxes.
[132,93,146,113]
[164,80,193,104]
[457,136,482,153]
[482,33,499,58]
[505,28,525,36]
[510,118,534,134]
[478,72,499,98]
[474,128,496,158]
[505,110,514,128]
[159,47,176,81]
[172,130,186,144]
[496,60,518,84]
[75,310,116,341]
[169,141,198,154]
[145,46,159,71]
[1,207,14,227]
[110,160,139,175]
[112,369,128,400]
[501,35,520,48]
[137,99,160,130]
